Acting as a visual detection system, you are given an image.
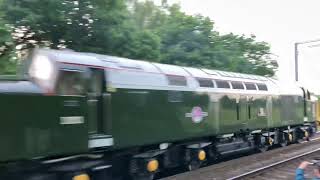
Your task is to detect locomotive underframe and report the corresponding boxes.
[114,122,316,179]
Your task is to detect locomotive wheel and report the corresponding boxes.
[279,139,288,147]
[207,149,219,163]
[279,133,290,147]
[293,128,303,143]
[256,136,269,152]
[187,160,202,171]
[257,144,268,152]
[185,149,206,171]
[304,130,310,141]
[131,173,155,180]
[306,126,314,140]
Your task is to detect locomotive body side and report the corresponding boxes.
[278,85,305,127]
[0,91,87,162]
[111,89,212,148]
[107,62,275,149]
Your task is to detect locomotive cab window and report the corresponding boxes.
[244,83,257,90]
[257,83,268,91]
[215,80,230,89]
[56,70,86,95]
[88,69,104,96]
[231,82,244,89]
[197,78,214,88]
[167,75,187,86]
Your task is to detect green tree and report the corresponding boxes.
[129,1,278,76]
[0,0,161,61]
[89,0,161,60]
[0,0,277,76]
[0,2,16,74]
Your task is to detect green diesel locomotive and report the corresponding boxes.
[0,49,317,180]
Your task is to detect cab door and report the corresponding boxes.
[87,68,105,135]
[56,69,88,153]
[87,68,113,148]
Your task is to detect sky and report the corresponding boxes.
[163,0,320,94]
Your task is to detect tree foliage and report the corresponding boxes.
[129,1,278,76]
[0,0,277,76]
[0,2,16,74]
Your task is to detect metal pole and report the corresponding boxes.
[294,38,320,82]
[298,39,320,45]
[295,43,299,81]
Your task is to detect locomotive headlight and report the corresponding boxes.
[29,55,53,80]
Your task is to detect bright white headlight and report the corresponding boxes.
[29,55,53,80]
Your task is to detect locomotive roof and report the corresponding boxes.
[32,49,301,95]
[34,49,269,80]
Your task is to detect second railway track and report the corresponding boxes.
[162,135,320,180]
[230,146,320,179]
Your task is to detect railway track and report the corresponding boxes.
[161,135,320,180]
[229,146,320,179]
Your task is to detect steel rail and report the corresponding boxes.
[228,146,320,180]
